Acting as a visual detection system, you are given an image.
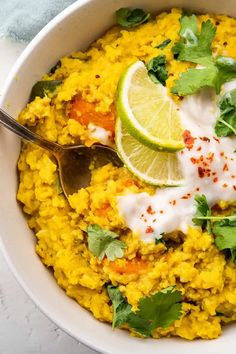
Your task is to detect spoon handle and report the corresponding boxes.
[0,109,61,153]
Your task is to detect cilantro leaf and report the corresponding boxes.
[147,55,168,86]
[107,285,132,328]
[87,224,126,261]
[29,80,62,102]
[128,287,182,336]
[213,219,236,261]
[172,15,216,65]
[171,16,236,96]
[171,57,236,96]
[192,194,211,233]
[171,65,218,96]
[107,285,182,336]
[116,8,150,28]
[156,39,171,49]
[191,195,236,260]
[215,88,236,137]
[216,56,236,72]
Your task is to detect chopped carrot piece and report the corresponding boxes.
[109,258,149,274]
[96,202,111,217]
[69,95,115,134]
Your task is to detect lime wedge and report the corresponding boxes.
[115,118,184,186]
[116,61,184,152]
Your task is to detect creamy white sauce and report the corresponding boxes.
[118,86,236,242]
[88,123,112,146]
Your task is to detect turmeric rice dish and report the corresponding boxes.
[17,8,236,339]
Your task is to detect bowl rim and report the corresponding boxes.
[0,1,108,353]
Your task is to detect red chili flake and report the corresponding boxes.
[190,157,197,164]
[213,136,220,143]
[233,186,236,191]
[222,183,228,188]
[181,194,191,200]
[147,205,155,215]
[183,130,196,150]
[160,210,164,214]
[200,136,210,142]
[220,152,225,157]
[169,200,177,206]
[223,163,229,172]
[207,152,215,162]
[146,226,154,234]
[197,146,202,151]
[232,175,236,179]
[213,177,218,183]
[198,167,205,178]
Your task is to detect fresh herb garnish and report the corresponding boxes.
[155,233,165,245]
[116,8,150,28]
[107,285,132,328]
[171,65,218,96]
[29,80,62,102]
[171,58,236,96]
[107,286,182,336]
[213,219,236,261]
[147,55,168,86]
[156,39,171,49]
[192,194,212,233]
[172,15,216,65]
[171,15,236,96]
[87,224,126,261]
[215,88,236,137]
[192,195,236,260]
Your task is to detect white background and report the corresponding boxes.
[0,38,96,354]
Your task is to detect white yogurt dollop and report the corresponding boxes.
[88,123,112,146]
[118,87,236,242]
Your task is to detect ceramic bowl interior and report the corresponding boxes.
[0,0,236,353]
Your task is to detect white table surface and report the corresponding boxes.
[0,38,96,354]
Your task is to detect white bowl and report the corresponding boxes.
[0,0,236,353]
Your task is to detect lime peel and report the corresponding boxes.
[116,60,184,152]
[115,118,184,186]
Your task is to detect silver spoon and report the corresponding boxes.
[0,109,122,198]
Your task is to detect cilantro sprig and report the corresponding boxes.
[172,15,216,65]
[192,194,236,260]
[87,224,126,261]
[171,15,236,96]
[107,285,182,336]
[215,88,236,137]
[116,8,150,28]
[213,219,236,261]
[192,194,212,233]
[147,55,168,86]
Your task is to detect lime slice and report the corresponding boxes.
[115,118,184,186]
[116,60,184,152]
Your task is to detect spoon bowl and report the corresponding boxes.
[0,108,122,198]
